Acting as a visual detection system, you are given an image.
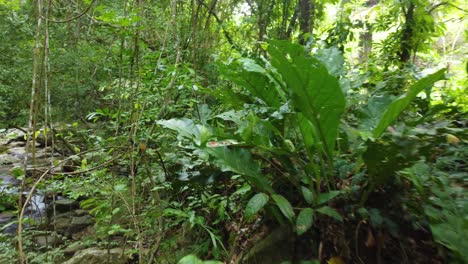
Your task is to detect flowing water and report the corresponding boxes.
[0,129,53,234]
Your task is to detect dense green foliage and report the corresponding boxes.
[0,0,466,263]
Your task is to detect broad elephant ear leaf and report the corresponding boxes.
[267,40,345,156]
[204,146,274,193]
[218,58,284,107]
[372,69,446,138]
[157,118,211,146]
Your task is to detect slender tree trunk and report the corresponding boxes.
[399,2,415,63]
[299,0,314,45]
[286,1,300,40]
[358,0,378,63]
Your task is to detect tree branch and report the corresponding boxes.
[44,0,96,23]
[196,0,239,50]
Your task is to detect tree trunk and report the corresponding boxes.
[299,0,314,45]
[399,2,415,64]
[358,0,378,63]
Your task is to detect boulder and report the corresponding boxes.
[74,209,90,216]
[8,141,25,147]
[62,155,81,172]
[5,129,26,142]
[46,199,80,217]
[33,232,65,247]
[69,215,94,233]
[51,214,72,234]
[35,147,54,159]
[8,147,28,160]
[0,153,15,165]
[63,248,128,264]
[64,241,87,255]
[72,225,94,240]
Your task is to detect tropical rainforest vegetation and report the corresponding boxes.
[0,0,466,263]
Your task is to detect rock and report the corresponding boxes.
[6,129,26,142]
[63,248,128,264]
[64,241,87,255]
[8,147,28,160]
[51,214,72,234]
[71,215,93,226]
[0,153,16,165]
[48,210,94,236]
[74,209,89,216]
[0,212,16,234]
[8,141,25,147]
[62,155,81,172]
[69,215,94,233]
[35,147,54,159]
[33,232,65,247]
[25,165,43,177]
[0,144,8,153]
[72,225,94,240]
[0,211,15,224]
[46,199,80,217]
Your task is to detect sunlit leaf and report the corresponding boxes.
[327,256,345,264]
[268,40,345,156]
[373,69,446,138]
[178,255,203,264]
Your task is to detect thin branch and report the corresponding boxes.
[429,1,468,14]
[44,0,96,23]
[196,0,238,49]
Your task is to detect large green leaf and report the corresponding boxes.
[178,255,203,264]
[205,146,274,193]
[317,191,341,205]
[372,69,446,138]
[301,186,315,205]
[297,113,317,159]
[316,206,343,222]
[296,208,314,235]
[218,58,284,107]
[267,40,345,155]
[157,118,211,146]
[178,255,223,264]
[271,194,295,222]
[245,193,269,220]
[358,95,394,139]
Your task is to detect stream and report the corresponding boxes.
[0,128,56,234]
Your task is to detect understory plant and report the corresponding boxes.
[157,40,450,261]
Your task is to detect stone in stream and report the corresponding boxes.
[63,241,87,255]
[62,155,81,172]
[0,153,19,165]
[8,146,28,160]
[33,231,65,247]
[0,215,17,234]
[5,129,26,142]
[63,247,129,264]
[46,199,80,217]
[69,215,94,233]
[8,141,26,147]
